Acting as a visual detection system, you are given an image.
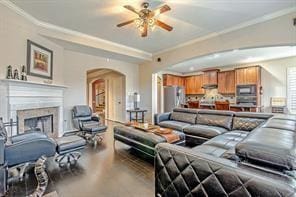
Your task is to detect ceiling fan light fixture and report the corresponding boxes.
[134,18,144,28]
[148,18,155,27]
[117,2,172,37]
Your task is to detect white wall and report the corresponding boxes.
[0,3,140,131]
[0,3,64,85]
[63,50,139,131]
[247,56,296,112]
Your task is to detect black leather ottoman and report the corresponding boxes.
[55,135,86,166]
[113,125,185,157]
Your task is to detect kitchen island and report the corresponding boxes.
[199,103,263,112]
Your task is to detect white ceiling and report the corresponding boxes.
[166,46,296,73]
[9,0,296,54]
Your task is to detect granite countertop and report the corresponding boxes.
[199,103,262,108]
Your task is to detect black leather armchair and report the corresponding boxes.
[72,105,107,146]
[0,125,56,196]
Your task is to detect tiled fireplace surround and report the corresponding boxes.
[18,107,59,138]
[0,79,66,137]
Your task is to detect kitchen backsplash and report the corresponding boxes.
[186,89,235,104]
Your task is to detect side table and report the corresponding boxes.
[126,109,147,123]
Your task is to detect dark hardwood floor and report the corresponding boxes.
[7,121,155,197]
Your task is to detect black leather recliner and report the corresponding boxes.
[72,105,107,146]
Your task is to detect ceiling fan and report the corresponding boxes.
[116,2,173,37]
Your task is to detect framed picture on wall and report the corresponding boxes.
[27,40,53,79]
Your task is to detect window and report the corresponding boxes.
[287,67,296,114]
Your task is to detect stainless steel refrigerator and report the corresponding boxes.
[164,86,185,112]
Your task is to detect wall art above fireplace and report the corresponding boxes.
[27,40,53,80]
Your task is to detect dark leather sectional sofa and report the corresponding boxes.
[154,108,296,196]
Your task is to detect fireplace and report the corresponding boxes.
[0,79,66,137]
[24,114,54,134]
[17,107,59,138]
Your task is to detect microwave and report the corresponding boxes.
[237,85,257,96]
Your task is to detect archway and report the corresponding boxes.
[87,68,126,123]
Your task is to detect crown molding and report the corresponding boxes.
[154,7,296,56]
[0,0,152,61]
[1,0,295,59]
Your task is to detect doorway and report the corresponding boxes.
[87,69,126,122]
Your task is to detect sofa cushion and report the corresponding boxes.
[183,125,227,139]
[191,130,248,160]
[262,118,296,132]
[170,112,197,124]
[232,117,265,131]
[235,112,273,120]
[81,121,107,133]
[158,121,191,131]
[204,131,248,149]
[192,144,227,158]
[236,127,296,170]
[173,108,199,114]
[196,112,233,130]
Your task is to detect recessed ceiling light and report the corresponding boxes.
[242,56,263,63]
[189,67,195,71]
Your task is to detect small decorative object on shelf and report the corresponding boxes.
[6,65,13,79]
[133,92,140,110]
[21,65,27,81]
[13,69,19,80]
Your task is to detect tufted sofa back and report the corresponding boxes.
[196,110,234,130]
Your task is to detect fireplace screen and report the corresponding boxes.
[24,115,53,134]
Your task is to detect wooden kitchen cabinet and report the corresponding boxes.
[218,70,235,94]
[185,75,204,95]
[235,66,261,85]
[203,70,218,85]
[163,74,184,87]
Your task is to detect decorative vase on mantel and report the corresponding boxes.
[13,69,19,80]
[21,65,27,81]
[6,65,13,79]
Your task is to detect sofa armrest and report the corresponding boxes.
[155,143,296,197]
[0,137,4,166]
[154,113,171,125]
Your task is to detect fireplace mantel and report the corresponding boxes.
[0,79,67,89]
[0,79,67,136]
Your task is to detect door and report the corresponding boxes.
[113,76,125,122]
[91,82,96,112]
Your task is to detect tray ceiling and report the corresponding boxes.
[9,0,296,53]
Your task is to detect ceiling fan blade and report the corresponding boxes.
[152,5,171,16]
[123,5,140,15]
[155,20,173,31]
[117,19,135,27]
[141,23,148,37]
